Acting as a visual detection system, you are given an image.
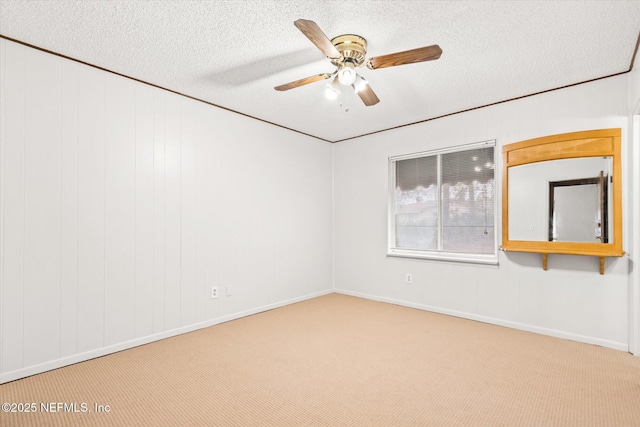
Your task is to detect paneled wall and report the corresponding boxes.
[0,39,333,383]
[629,66,640,356]
[333,74,633,351]
[1,37,637,384]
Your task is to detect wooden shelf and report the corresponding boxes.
[501,128,624,275]
[501,247,624,275]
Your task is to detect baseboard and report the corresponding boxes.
[0,288,333,384]
[334,288,629,353]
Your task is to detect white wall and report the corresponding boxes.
[629,65,640,355]
[0,39,333,383]
[333,74,632,351]
[1,38,637,385]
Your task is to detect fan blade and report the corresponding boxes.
[274,73,332,91]
[294,19,341,60]
[367,44,442,69]
[353,81,380,106]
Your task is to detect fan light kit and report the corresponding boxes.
[338,62,356,85]
[325,77,340,100]
[275,19,443,108]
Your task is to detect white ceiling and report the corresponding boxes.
[1,1,639,142]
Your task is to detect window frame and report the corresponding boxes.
[387,140,498,265]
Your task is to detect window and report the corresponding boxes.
[388,141,497,264]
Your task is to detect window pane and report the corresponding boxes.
[396,156,438,190]
[442,225,495,254]
[395,156,438,250]
[441,147,495,254]
[389,143,496,262]
[395,208,438,250]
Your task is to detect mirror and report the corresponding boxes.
[549,172,609,243]
[501,129,623,272]
[508,157,612,242]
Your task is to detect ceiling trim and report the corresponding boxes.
[0,34,332,144]
[1,31,639,145]
[333,31,640,144]
[629,30,640,75]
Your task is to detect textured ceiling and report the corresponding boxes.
[1,1,639,142]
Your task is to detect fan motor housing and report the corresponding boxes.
[330,34,367,67]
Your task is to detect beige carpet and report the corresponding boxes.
[1,293,640,426]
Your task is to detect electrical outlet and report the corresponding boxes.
[405,273,413,284]
[210,287,218,299]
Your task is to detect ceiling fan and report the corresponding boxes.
[274,19,442,107]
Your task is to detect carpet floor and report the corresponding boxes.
[1,293,639,426]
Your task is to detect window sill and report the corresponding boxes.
[387,248,498,265]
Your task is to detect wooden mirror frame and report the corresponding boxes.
[501,128,623,273]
